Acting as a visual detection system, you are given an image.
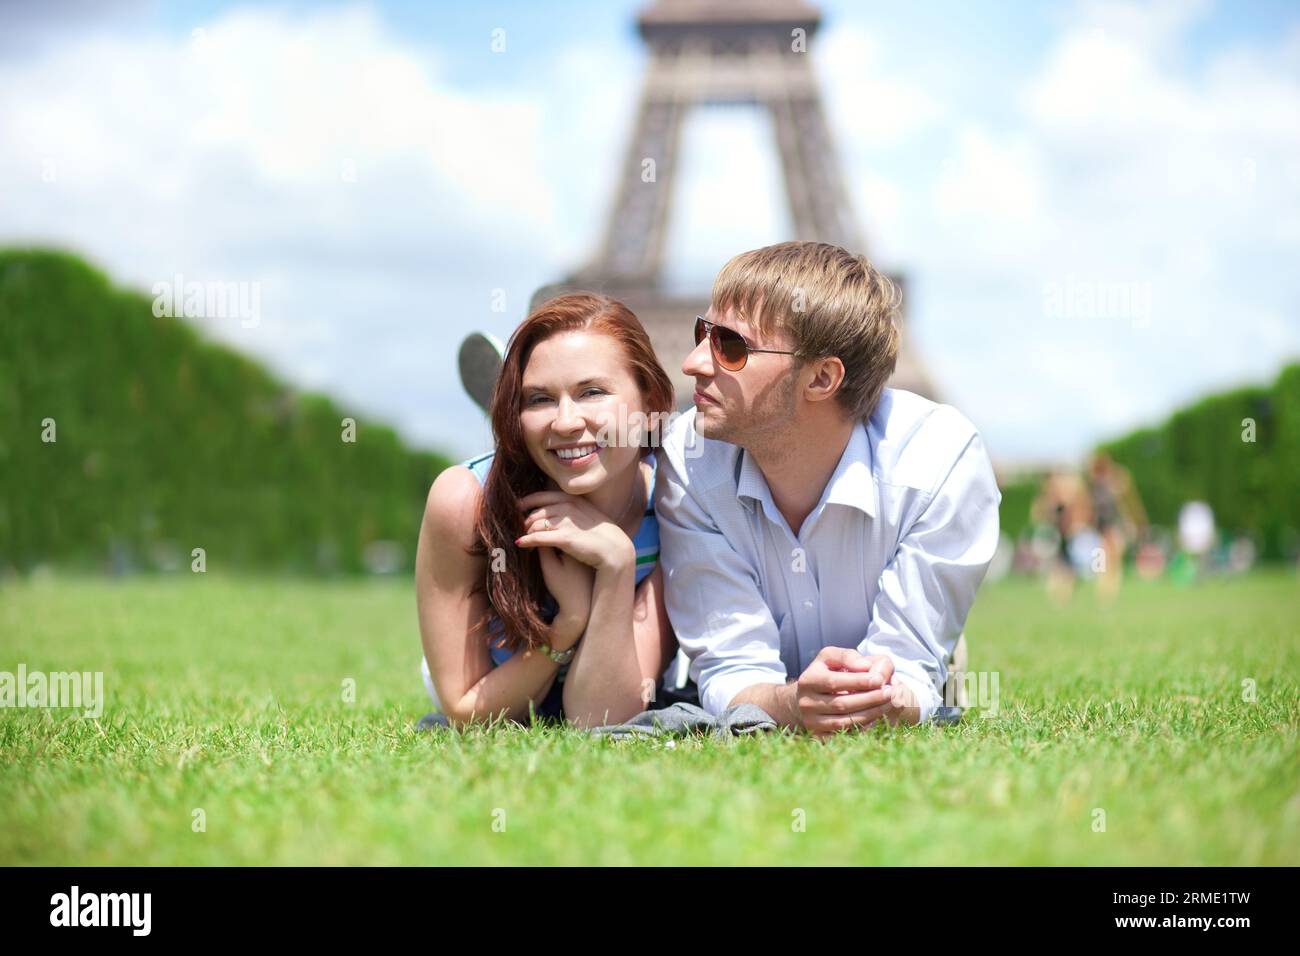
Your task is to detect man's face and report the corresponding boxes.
[682,305,800,447]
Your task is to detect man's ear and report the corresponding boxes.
[803,356,846,405]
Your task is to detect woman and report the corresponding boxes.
[416,292,679,729]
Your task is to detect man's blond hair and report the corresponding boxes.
[711,241,901,420]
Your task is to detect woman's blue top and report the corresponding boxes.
[462,451,660,672]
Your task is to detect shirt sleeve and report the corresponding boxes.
[654,440,788,716]
[856,430,1002,724]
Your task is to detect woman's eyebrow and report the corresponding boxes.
[522,377,613,392]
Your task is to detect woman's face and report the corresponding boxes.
[519,330,646,496]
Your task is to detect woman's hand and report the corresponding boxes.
[536,545,594,648]
[515,491,636,573]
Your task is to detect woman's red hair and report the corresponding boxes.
[469,292,675,653]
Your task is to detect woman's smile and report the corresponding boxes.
[550,444,600,468]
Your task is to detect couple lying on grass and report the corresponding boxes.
[416,240,1001,738]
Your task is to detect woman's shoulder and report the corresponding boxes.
[461,451,495,485]
[423,457,489,552]
[428,449,493,503]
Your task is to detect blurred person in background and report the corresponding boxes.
[1086,452,1148,602]
[1031,470,1093,603]
[1175,500,1216,585]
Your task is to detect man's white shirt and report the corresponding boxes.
[654,388,1002,723]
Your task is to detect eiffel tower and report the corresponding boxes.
[531,0,936,408]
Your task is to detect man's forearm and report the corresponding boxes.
[728,680,801,731]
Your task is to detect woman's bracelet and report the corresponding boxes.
[538,639,578,665]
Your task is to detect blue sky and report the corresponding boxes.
[3,0,1298,464]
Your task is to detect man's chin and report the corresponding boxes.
[693,408,731,442]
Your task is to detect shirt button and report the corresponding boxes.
[803,600,814,609]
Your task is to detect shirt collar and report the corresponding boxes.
[822,417,877,518]
[735,417,876,521]
[735,444,770,511]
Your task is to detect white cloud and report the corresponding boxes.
[823,0,1300,462]
[4,0,1298,468]
[0,4,582,459]
[932,127,1045,224]
[816,24,945,149]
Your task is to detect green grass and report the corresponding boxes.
[1,571,1297,865]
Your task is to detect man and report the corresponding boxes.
[654,241,1001,737]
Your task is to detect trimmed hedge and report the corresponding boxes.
[1097,364,1300,560]
[0,249,452,574]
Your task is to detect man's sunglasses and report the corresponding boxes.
[693,316,798,372]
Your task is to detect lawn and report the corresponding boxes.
[1,571,1297,865]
